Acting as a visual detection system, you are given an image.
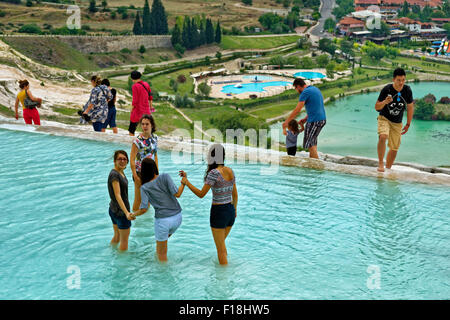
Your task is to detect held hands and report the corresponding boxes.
[126,212,136,221]
[179,170,188,185]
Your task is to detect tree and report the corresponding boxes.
[142,0,152,35]
[198,82,212,97]
[340,39,354,57]
[171,23,182,46]
[324,18,336,32]
[414,99,435,120]
[319,38,337,55]
[151,0,168,34]
[139,45,146,54]
[400,1,410,16]
[316,54,329,67]
[205,19,214,44]
[242,0,252,5]
[89,0,97,13]
[133,12,143,35]
[101,0,108,11]
[326,62,335,79]
[215,51,222,60]
[215,21,222,43]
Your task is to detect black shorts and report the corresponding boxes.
[128,121,139,134]
[210,203,235,229]
[303,120,326,150]
[287,146,297,156]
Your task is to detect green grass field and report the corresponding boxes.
[220,35,300,50]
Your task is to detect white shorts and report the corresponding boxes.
[154,212,182,242]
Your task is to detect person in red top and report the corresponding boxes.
[129,70,154,136]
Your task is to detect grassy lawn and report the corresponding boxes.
[180,105,244,130]
[116,103,193,136]
[220,35,300,50]
[388,56,450,74]
[149,67,208,97]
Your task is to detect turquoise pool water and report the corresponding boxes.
[294,71,326,79]
[273,81,450,167]
[222,81,291,94]
[0,128,449,299]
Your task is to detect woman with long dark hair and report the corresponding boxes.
[180,144,238,265]
[132,158,185,262]
[108,150,135,251]
[129,114,158,212]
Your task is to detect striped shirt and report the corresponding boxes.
[205,168,235,204]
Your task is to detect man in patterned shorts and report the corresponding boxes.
[283,78,326,159]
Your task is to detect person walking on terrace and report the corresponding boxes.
[283,78,326,159]
[15,80,43,125]
[375,67,414,172]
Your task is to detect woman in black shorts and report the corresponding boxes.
[180,144,238,265]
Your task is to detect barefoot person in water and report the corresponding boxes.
[108,150,135,251]
[132,158,185,262]
[130,114,158,212]
[180,144,238,266]
[375,68,414,172]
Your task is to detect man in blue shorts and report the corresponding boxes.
[283,78,326,159]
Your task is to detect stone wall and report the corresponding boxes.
[2,35,172,53]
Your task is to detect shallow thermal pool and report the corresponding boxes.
[294,71,326,79]
[0,128,449,299]
[221,81,291,94]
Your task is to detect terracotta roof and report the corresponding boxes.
[354,0,380,4]
[397,17,419,25]
[431,18,450,22]
[339,17,366,26]
[355,6,366,10]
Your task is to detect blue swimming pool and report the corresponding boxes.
[294,71,326,79]
[0,128,449,299]
[222,81,291,94]
[242,75,273,81]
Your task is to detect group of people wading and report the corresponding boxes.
[107,115,237,265]
[14,67,414,265]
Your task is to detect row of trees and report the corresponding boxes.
[398,1,450,23]
[414,94,450,121]
[132,0,168,35]
[258,6,307,34]
[171,16,222,53]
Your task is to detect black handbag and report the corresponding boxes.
[24,90,39,109]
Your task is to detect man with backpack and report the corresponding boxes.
[129,70,154,136]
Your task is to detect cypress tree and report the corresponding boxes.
[191,19,199,48]
[205,18,214,44]
[199,20,206,46]
[171,23,181,46]
[182,16,190,49]
[133,11,143,35]
[142,0,151,35]
[215,21,222,44]
[151,0,168,34]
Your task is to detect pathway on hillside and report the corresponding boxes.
[166,102,211,138]
[233,2,290,16]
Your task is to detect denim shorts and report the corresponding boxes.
[210,203,235,229]
[109,208,131,230]
[103,107,117,129]
[93,121,104,132]
[154,212,182,242]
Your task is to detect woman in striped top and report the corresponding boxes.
[180,144,238,265]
